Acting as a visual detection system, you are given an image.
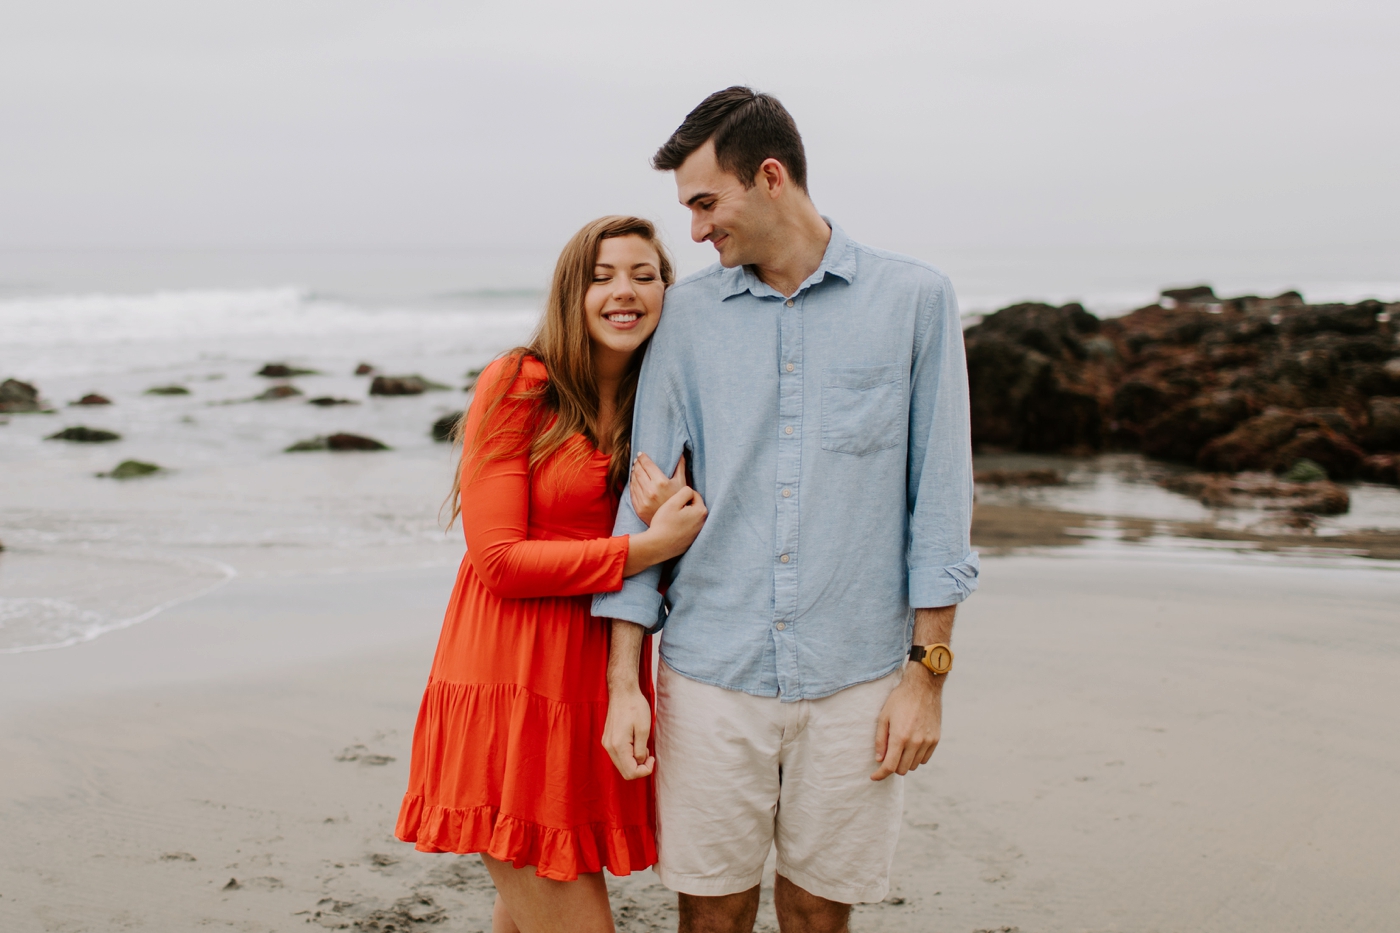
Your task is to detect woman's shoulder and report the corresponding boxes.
[476,353,548,399]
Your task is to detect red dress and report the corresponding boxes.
[396,355,655,880]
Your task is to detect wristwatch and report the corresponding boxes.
[909,643,953,675]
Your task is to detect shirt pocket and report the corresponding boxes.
[821,363,904,456]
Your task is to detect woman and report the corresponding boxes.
[396,216,704,933]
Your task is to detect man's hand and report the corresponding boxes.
[871,663,942,780]
[871,604,955,781]
[603,619,654,780]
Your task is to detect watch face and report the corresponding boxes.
[927,645,952,674]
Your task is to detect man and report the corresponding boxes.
[596,87,978,933]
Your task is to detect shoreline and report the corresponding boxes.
[3,554,1399,931]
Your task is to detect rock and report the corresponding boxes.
[1365,396,1400,450]
[370,374,450,396]
[285,433,390,452]
[1269,427,1365,480]
[257,363,318,378]
[1160,472,1349,515]
[328,433,389,451]
[100,460,161,479]
[308,397,357,407]
[71,393,112,406]
[1160,284,1217,305]
[144,385,190,396]
[354,362,376,376]
[1361,453,1400,485]
[0,378,42,413]
[963,303,1105,452]
[47,426,121,443]
[255,384,303,400]
[431,413,462,442]
[1142,392,1253,462]
[1195,408,1301,472]
[974,469,1065,486]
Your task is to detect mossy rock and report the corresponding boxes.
[48,426,121,443]
[285,433,389,452]
[1282,458,1328,483]
[102,460,162,479]
[285,436,329,452]
[145,385,191,396]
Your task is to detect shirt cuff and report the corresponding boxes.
[592,578,665,629]
[908,551,980,607]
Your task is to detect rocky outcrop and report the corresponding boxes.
[965,289,1400,483]
[1160,471,1350,515]
[72,394,112,406]
[48,426,121,443]
[0,378,42,412]
[370,375,450,396]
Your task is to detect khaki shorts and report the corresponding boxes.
[653,662,904,904]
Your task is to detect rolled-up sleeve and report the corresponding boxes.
[906,275,980,607]
[591,334,689,629]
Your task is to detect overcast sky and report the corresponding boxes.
[2,0,1396,294]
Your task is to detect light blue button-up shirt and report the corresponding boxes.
[592,221,978,700]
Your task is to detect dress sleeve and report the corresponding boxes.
[459,358,630,600]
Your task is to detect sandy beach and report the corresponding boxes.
[3,549,1397,933]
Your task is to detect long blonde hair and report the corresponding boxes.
[445,216,674,526]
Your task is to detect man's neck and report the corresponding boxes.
[750,201,831,299]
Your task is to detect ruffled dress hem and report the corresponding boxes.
[395,795,657,881]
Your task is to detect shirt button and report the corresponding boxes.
[784,425,793,435]
[785,299,794,307]
[780,554,790,563]
[785,362,794,372]
[782,488,791,498]
[776,622,787,631]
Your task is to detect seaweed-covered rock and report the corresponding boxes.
[48,426,121,443]
[145,385,190,396]
[966,286,1400,469]
[0,378,42,413]
[100,460,162,479]
[431,413,462,442]
[255,384,303,400]
[72,393,112,406]
[370,375,450,396]
[257,363,318,378]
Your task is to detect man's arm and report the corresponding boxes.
[872,605,953,780]
[591,320,689,628]
[872,274,978,782]
[602,619,654,780]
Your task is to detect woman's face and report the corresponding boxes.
[584,235,665,369]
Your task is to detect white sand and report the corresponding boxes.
[2,553,1398,932]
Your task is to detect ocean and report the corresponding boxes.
[3,247,1399,653]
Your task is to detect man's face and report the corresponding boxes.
[674,140,773,268]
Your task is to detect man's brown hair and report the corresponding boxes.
[652,86,808,191]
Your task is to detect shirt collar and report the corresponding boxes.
[718,217,856,300]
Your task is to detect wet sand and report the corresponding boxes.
[2,554,1398,932]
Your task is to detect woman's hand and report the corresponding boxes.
[630,452,686,525]
[622,485,707,576]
